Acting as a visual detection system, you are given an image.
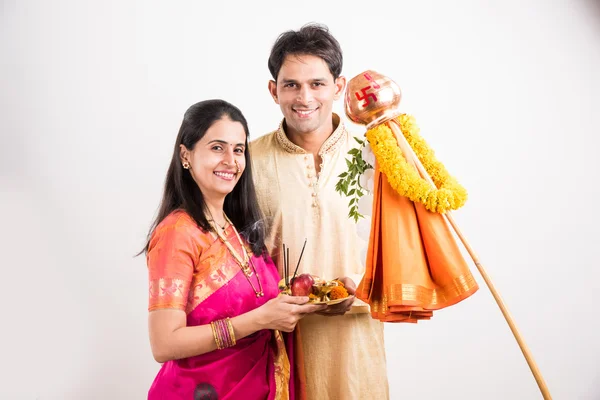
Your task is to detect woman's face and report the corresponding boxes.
[180,117,247,200]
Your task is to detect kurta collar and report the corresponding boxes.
[275,113,346,156]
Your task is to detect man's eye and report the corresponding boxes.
[313,82,324,87]
[284,83,296,88]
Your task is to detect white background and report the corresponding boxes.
[1,0,599,399]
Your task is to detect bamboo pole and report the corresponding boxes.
[387,119,552,400]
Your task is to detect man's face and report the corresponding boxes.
[269,54,345,138]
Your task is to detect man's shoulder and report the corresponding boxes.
[339,121,364,150]
[249,130,278,158]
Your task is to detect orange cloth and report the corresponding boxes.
[356,154,479,323]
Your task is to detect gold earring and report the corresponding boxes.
[183,161,190,169]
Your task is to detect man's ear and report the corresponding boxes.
[268,80,280,104]
[333,76,346,100]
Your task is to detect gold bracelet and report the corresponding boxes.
[210,320,223,350]
[225,318,236,346]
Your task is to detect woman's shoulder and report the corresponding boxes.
[151,210,212,245]
[154,210,196,233]
[161,210,195,227]
[147,210,216,261]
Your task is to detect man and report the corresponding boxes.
[250,23,389,400]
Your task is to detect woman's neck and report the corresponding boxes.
[204,196,226,227]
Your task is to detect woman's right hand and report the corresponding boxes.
[256,294,326,332]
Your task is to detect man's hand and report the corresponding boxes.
[316,276,356,317]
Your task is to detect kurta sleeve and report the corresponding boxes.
[146,217,200,311]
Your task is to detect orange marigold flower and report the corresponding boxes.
[329,285,348,300]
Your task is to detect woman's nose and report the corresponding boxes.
[222,148,235,165]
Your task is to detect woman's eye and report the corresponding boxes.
[234,148,245,154]
[212,145,223,151]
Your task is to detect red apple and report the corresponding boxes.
[290,273,315,296]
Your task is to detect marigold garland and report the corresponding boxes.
[365,114,467,213]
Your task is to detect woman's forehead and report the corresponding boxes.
[202,118,246,142]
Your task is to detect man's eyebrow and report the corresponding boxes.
[280,78,328,83]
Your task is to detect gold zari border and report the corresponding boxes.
[272,330,291,400]
[367,272,479,314]
[148,278,189,311]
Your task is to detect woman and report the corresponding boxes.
[141,99,324,400]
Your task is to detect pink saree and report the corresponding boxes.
[146,211,292,400]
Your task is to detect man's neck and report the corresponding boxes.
[284,118,336,156]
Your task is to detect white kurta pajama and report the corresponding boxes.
[250,114,390,400]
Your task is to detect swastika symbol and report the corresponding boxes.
[355,86,377,107]
[354,72,382,107]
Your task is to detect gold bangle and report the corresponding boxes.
[226,318,236,346]
[210,320,223,350]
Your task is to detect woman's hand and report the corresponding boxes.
[256,294,326,332]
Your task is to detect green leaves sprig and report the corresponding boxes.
[335,137,372,222]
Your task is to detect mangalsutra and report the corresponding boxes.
[211,214,264,297]
[209,219,227,230]
[206,208,228,231]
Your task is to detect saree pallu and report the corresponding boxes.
[356,157,479,323]
[147,212,292,400]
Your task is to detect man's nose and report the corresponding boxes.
[296,85,313,104]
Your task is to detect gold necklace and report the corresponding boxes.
[212,215,264,297]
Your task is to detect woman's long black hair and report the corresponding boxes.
[140,99,266,256]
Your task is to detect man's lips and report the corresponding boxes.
[293,108,318,118]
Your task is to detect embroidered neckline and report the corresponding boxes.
[275,113,347,156]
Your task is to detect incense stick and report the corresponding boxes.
[283,244,288,287]
[292,238,307,281]
[286,247,290,284]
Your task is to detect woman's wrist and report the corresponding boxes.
[231,307,267,340]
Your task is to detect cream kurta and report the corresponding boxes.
[250,115,389,400]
